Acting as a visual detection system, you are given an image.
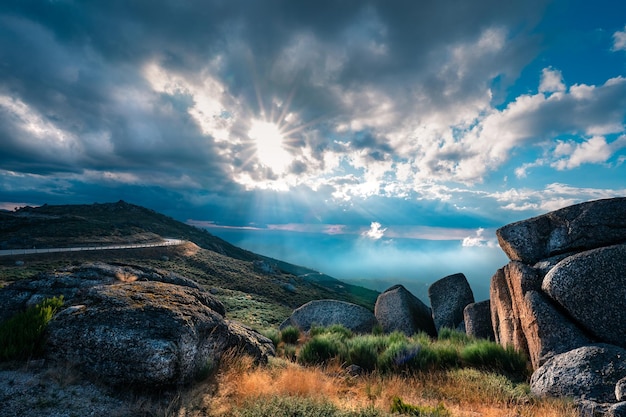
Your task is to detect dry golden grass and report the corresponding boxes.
[176,354,578,417]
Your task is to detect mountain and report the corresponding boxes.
[0,201,379,327]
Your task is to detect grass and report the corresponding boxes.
[180,353,577,417]
[295,326,529,380]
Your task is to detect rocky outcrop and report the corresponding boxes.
[281,299,378,333]
[530,344,626,403]
[463,300,494,340]
[542,244,626,348]
[375,285,436,336]
[428,273,474,332]
[0,263,274,388]
[492,197,626,409]
[496,197,626,264]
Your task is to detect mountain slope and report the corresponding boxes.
[0,201,379,325]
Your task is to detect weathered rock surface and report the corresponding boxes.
[490,268,523,350]
[496,197,626,264]
[490,261,589,369]
[428,273,474,332]
[0,263,273,388]
[522,290,590,368]
[463,300,494,340]
[0,262,216,323]
[607,402,626,417]
[375,285,436,336]
[542,244,626,348]
[616,377,626,402]
[531,344,626,403]
[281,299,377,333]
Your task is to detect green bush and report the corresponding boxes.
[437,327,472,345]
[390,397,451,416]
[298,334,344,366]
[260,328,280,347]
[378,340,423,372]
[280,325,300,344]
[345,335,386,371]
[0,296,64,361]
[460,340,529,379]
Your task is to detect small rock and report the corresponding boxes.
[616,377,626,402]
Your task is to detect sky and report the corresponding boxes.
[1,0,626,301]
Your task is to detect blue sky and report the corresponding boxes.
[1,0,625,300]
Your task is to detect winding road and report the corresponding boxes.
[0,238,185,257]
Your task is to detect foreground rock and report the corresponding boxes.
[375,285,436,336]
[531,344,626,403]
[47,281,274,386]
[281,299,378,333]
[0,263,274,388]
[428,273,474,332]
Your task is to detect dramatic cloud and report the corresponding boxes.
[1,1,625,288]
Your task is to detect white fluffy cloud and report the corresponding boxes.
[613,26,626,52]
[363,222,387,240]
[539,67,566,93]
[551,135,626,170]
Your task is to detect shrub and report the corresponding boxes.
[460,340,529,379]
[345,335,386,371]
[0,296,64,361]
[324,324,353,340]
[260,328,280,347]
[280,325,300,344]
[437,327,472,345]
[378,340,423,372]
[390,397,451,416]
[298,334,344,366]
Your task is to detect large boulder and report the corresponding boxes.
[281,299,378,333]
[0,263,273,388]
[46,281,274,387]
[375,285,436,336]
[428,273,474,332]
[497,197,626,264]
[463,300,494,340]
[531,344,626,403]
[542,244,626,348]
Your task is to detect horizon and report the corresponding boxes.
[1,1,625,300]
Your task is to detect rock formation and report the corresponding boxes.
[463,300,494,340]
[530,344,626,403]
[281,299,378,333]
[0,262,274,387]
[375,285,436,336]
[428,273,474,332]
[491,197,626,410]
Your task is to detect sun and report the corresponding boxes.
[248,119,292,174]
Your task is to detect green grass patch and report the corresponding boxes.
[0,296,64,361]
[391,397,451,416]
[290,326,529,380]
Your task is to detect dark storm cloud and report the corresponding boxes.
[0,0,552,209]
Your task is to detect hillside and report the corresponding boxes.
[0,201,379,327]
